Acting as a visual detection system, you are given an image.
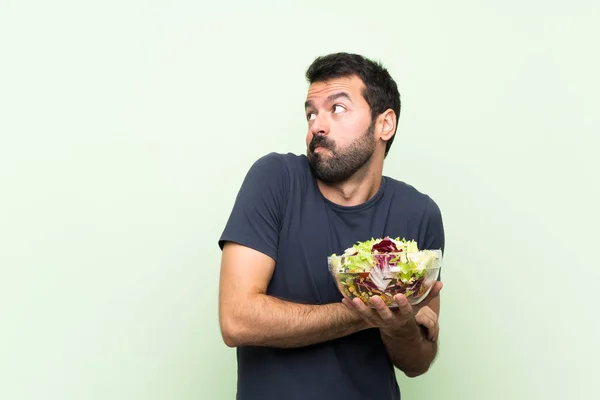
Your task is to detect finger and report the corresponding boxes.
[427,314,439,341]
[370,296,394,321]
[415,303,434,321]
[415,314,432,330]
[393,294,413,316]
[425,314,438,341]
[417,305,433,315]
[424,309,439,340]
[348,298,374,323]
[426,281,443,301]
[416,314,434,337]
[415,282,443,310]
[342,297,356,310]
[415,306,430,320]
[415,309,437,338]
[352,296,374,316]
[427,318,437,340]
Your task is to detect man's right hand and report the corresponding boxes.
[414,306,439,341]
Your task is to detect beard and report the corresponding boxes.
[307,120,376,184]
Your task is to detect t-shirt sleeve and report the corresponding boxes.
[218,153,288,261]
[420,196,446,281]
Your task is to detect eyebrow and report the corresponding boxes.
[305,92,353,109]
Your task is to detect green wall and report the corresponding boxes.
[1,1,598,399]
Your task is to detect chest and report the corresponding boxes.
[268,190,417,305]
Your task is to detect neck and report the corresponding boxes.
[317,159,384,207]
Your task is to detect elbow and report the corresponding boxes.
[221,326,238,348]
[404,367,429,378]
[220,319,240,348]
[222,333,240,348]
[220,314,247,348]
[402,356,436,378]
[403,343,438,378]
[219,294,262,348]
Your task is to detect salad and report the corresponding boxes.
[328,236,442,306]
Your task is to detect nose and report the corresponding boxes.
[310,113,330,137]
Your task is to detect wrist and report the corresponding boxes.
[337,302,372,330]
[332,303,371,329]
[350,307,372,330]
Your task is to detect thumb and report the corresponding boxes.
[415,281,443,309]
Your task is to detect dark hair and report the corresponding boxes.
[305,52,401,157]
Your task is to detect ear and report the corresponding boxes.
[377,109,397,142]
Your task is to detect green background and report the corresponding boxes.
[1,1,599,399]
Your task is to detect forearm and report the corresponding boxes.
[380,318,438,377]
[223,294,368,348]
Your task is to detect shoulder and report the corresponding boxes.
[385,176,435,204]
[384,176,445,251]
[238,152,313,200]
[248,152,307,174]
[245,152,312,186]
[247,152,288,172]
[384,176,443,220]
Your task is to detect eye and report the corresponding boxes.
[333,104,346,114]
[307,112,316,121]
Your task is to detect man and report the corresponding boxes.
[217,52,445,400]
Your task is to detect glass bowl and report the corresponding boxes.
[328,250,442,307]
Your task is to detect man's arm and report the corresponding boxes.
[218,242,369,348]
[342,286,442,378]
[380,296,440,377]
[378,194,445,376]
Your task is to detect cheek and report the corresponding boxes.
[341,116,368,140]
[334,120,357,145]
[306,131,313,146]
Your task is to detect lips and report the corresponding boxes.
[310,137,333,153]
[312,145,331,154]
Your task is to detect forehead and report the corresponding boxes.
[306,75,366,105]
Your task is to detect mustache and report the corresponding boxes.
[309,135,335,152]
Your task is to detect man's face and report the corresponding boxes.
[304,75,376,184]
